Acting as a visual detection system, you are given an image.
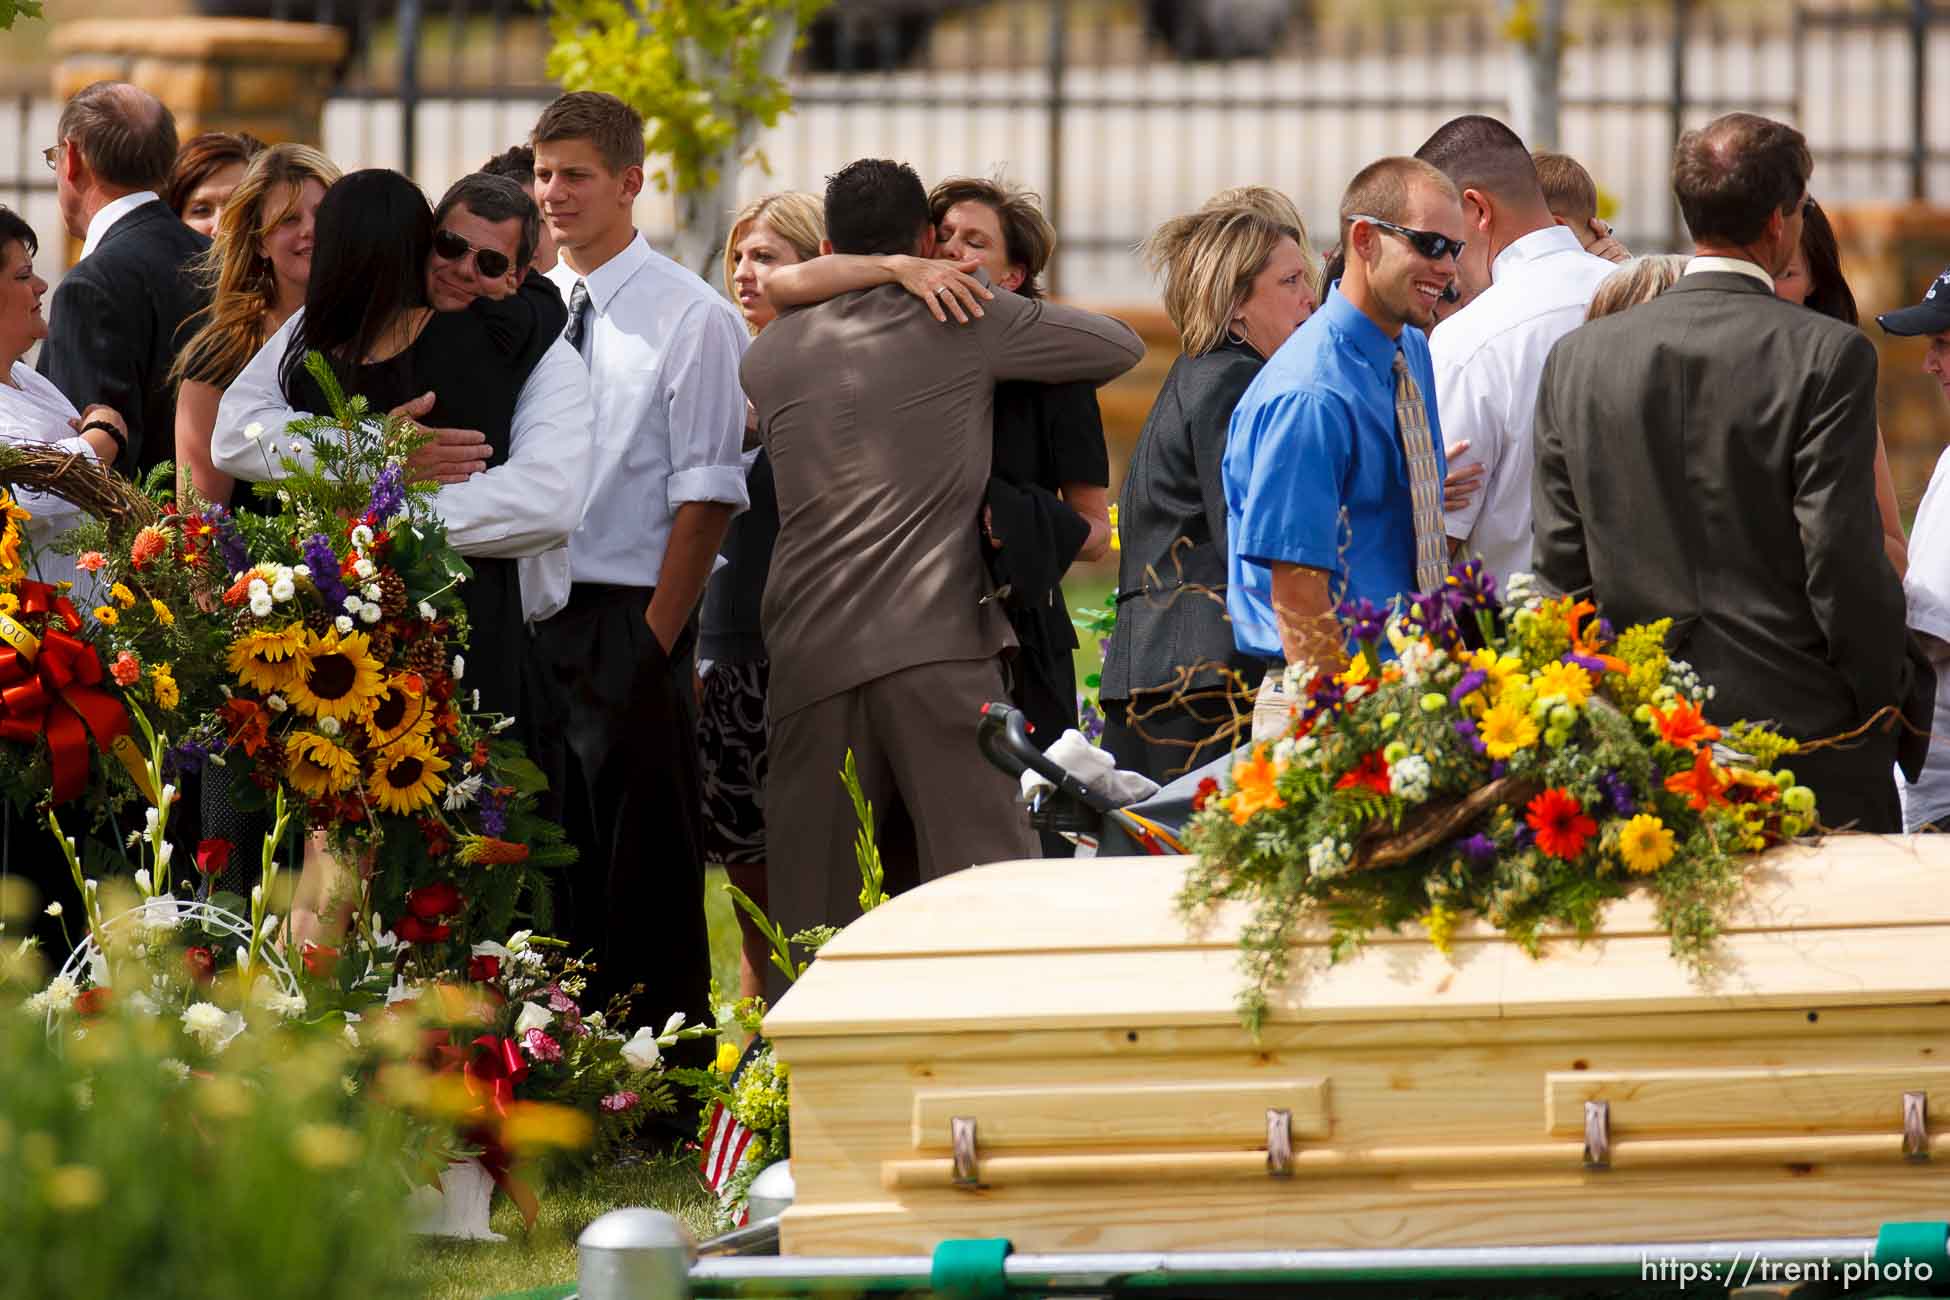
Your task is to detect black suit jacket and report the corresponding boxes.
[1532,270,1915,744]
[38,198,211,477]
[1100,339,1266,702]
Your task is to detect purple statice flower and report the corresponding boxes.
[1564,651,1610,676]
[1077,696,1106,744]
[479,790,508,837]
[1445,557,1499,611]
[1449,669,1488,705]
[367,462,406,524]
[1336,597,1388,646]
[1460,833,1497,866]
[202,504,251,578]
[1453,717,1487,755]
[1597,771,1638,816]
[302,533,349,609]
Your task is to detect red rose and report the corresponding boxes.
[195,838,232,876]
[395,915,453,945]
[300,942,340,979]
[467,954,501,982]
[184,947,216,983]
[406,881,463,920]
[73,987,112,1017]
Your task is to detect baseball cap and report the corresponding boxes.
[1878,265,1950,335]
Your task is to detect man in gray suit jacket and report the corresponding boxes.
[1533,112,1913,831]
[741,159,1142,985]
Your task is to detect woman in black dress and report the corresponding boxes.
[280,169,564,725]
[1099,198,1317,782]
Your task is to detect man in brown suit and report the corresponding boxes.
[741,159,1142,982]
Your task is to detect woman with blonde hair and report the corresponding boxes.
[1585,253,1688,322]
[172,143,339,508]
[1099,200,1317,781]
[700,190,823,995]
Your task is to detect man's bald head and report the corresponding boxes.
[1672,112,1810,246]
[58,81,179,194]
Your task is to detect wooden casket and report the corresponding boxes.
[763,837,1950,1256]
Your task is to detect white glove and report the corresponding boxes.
[1019,729,1161,809]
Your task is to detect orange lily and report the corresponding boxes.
[1664,748,1729,811]
[1229,745,1286,825]
[1649,698,1721,752]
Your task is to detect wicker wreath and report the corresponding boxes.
[0,443,162,533]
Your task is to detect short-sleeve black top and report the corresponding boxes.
[283,273,566,722]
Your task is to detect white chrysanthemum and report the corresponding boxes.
[334,615,354,635]
[354,558,376,580]
[357,603,380,624]
[350,526,374,551]
[362,583,382,603]
[318,716,341,737]
[342,594,363,614]
[250,593,273,618]
[267,694,288,714]
[1390,755,1433,804]
[271,578,296,602]
[181,1002,244,1052]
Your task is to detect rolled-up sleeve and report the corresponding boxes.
[435,340,595,557]
[662,302,750,512]
[212,311,320,480]
[1230,390,1349,575]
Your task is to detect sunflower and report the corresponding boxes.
[286,628,386,723]
[367,732,449,815]
[365,674,434,746]
[0,490,29,577]
[228,624,307,694]
[286,731,362,798]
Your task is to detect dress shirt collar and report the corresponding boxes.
[80,191,158,260]
[566,230,652,318]
[1490,223,1587,281]
[1318,281,1402,380]
[1683,254,1774,288]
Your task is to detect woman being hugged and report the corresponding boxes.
[172,143,339,509]
[1099,200,1318,781]
[699,190,823,997]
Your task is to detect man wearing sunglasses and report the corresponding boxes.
[1224,155,1465,735]
[1533,112,1921,833]
[1414,115,1614,586]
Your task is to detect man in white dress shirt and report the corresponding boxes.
[1415,115,1614,583]
[528,92,749,1039]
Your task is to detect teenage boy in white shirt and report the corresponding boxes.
[529,92,749,1045]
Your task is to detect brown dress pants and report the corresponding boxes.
[764,656,1039,1001]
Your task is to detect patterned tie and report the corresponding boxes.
[1392,351,1448,595]
[563,278,590,350]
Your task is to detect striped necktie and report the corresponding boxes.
[564,278,590,350]
[1392,351,1448,595]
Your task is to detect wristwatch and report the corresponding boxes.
[80,418,126,465]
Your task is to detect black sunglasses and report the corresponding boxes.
[1350,214,1466,263]
[432,227,512,280]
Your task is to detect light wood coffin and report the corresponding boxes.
[763,836,1950,1256]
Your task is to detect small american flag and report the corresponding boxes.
[697,1039,765,1223]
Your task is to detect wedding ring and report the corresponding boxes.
[935,284,953,295]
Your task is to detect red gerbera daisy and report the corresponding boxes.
[1525,787,1597,859]
[1336,750,1392,796]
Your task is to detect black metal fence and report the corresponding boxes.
[9,0,1950,296]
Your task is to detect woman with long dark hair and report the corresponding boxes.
[1775,197,1908,576]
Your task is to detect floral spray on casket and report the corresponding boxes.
[1183,560,1817,1032]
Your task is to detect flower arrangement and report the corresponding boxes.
[1182,561,1815,1030]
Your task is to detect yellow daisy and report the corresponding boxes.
[1477,698,1539,759]
[364,674,434,746]
[285,628,385,723]
[285,731,362,799]
[92,605,119,626]
[150,599,174,627]
[151,664,180,710]
[109,582,136,609]
[1464,648,1526,708]
[1618,813,1677,875]
[1531,660,1593,708]
[0,593,19,616]
[227,624,307,695]
[366,732,449,815]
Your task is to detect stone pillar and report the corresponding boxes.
[49,18,347,146]
[1830,204,1950,509]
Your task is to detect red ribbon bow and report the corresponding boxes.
[459,1035,538,1229]
[0,582,130,802]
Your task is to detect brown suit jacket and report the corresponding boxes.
[740,283,1143,720]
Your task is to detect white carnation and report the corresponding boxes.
[318,716,341,737]
[334,615,354,634]
[358,603,380,624]
[342,594,363,613]
[271,578,295,602]
[354,558,376,580]
[249,593,273,618]
[362,583,382,603]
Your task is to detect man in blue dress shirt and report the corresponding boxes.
[1223,156,1464,738]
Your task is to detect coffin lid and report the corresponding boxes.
[763,835,1950,1038]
